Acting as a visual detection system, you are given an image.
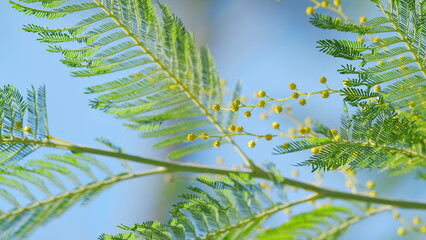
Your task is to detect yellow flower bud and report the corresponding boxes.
[15,121,22,129]
[311,147,320,154]
[321,1,330,7]
[236,125,244,132]
[359,16,367,23]
[334,135,342,141]
[288,127,296,134]
[420,226,426,233]
[274,106,283,113]
[187,134,196,141]
[378,61,384,66]
[212,104,220,111]
[413,217,421,225]
[257,90,266,98]
[244,111,252,118]
[306,6,315,15]
[397,227,406,236]
[260,112,268,120]
[373,36,380,43]
[289,83,297,90]
[231,105,239,112]
[282,142,290,148]
[321,91,330,98]
[333,0,341,6]
[366,180,375,189]
[213,140,221,148]
[373,85,381,92]
[265,134,273,141]
[393,212,401,219]
[284,208,291,215]
[291,169,299,177]
[291,92,300,99]
[330,129,338,136]
[335,17,342,22]
[233,99,241,106]
[228,124,236,132]
[319,76,327,83]
[299,99,307,106]
[305,117,313,125]
[272,122,280,129]
[216,156,224,164]
[357,37,365,43]
[345,180,354,188]
[368,191,377,197]
[24,126,32,133]
[220,79,227,86]
[258,100,266,108]
[200,133,209,140]
[343,79,350,87]
[248,140,256,148]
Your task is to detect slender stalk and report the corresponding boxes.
[5,138,426,210]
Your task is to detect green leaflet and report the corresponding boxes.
[13,0,239,159]
[0,85,49,169]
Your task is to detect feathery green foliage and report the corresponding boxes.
[12,0,239,159]
[100,174,290,240]
[0,85,49,169]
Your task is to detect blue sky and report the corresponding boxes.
[1,0,424,239]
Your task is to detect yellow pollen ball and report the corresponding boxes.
[366,180,375,189]
[345,180,354,188]
[274,106,283,113]
[333,0,341,6]
[282,142,290,148]
[236,126,244,133]
[374,85,381,92]
[331,129,338,136]
[288,127,296,134]
[357,37,365,43]
[321,91,330,98]
[359,16,367,23]
[258,100,266,108]
[321,1,329,7]
[187,134,196,142]
[289,83,297,90]
[311,147,320,154]
[233,99,241,106]
[265,134,273,141]
[260,112,268,120]
[305,117,313,125]
[257,90,266,98]
[420,226,426,233]
[248,140,256,148]
[335,17,342,22]
[228,125,236,132]
[291,169,299,177]
[231,105,239,112]
[291,92,300,99]
[306,6,315,15]
[24,126,32,133]
[299,99,307,106]
[244,111,252,118]
[393,212,401,219]
[220,79,227,86]
[413,217,421,225]
[200,133,209,140]
[397,227,406,236]
[368,191,377,197]
[272,122,280,129]
[212,104,220,111]
[373,36,380,43]
[213,141,221,148]
[320,76,327,83]
[343,79,350,87]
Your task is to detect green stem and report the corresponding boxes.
[5,138,426,210]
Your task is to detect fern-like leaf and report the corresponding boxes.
[13,0,238,159]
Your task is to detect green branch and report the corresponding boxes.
[5,138,426,210]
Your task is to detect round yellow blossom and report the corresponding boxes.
[15,121,22,129]
[359,16,367,23]
[330,129,338,136]
[305,117,313,125]
[343,79,350,87]
[366,180,375,189]
[291,169,299,177]
[333,0,341,6]
[397,227,406,236]
[236,125,244,133]
[373,36,380,43]
[420,226,426,233]
[320,76,327,83]
[284,208,291,215]
[334,135,342,141]
[299,99,307,106]
[399,55,406,61]
[274,106,283,113]
[248,140,256,148]
[213,140,221,148]
[282,142,290,148]
[220,79,227,86]
[306,6,315,15]
[244,111,252,118]
[212,104,220,111]
[291,92,300,99]
[409,101,416,109]
[321,91,330,98]
[373,85,381,92]
[299,127,310,135]
[289,83,297,90]
[321,1,330,7]
[228,124,236,132]
[413,217,421,225]
[393,212,401,219]
[231,105,239,112]
[378,61,384,66]
[258,100,266,108]
[233,99,241,106]
[311,147,321,154]
[24,126,32,133]
[260,112,268,120]
[187,134,196,141]
[265,134,273,141]
[335,17,342,22]
[288,127,296,134]
[357,37,365,43]
[257,90,266,98]
[345,180,354,188]
[286,106,292,111]
[200,133,209,140]
[216,156,224,164]
[272,122,280,129]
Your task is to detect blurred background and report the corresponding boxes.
[0,0,424,239]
